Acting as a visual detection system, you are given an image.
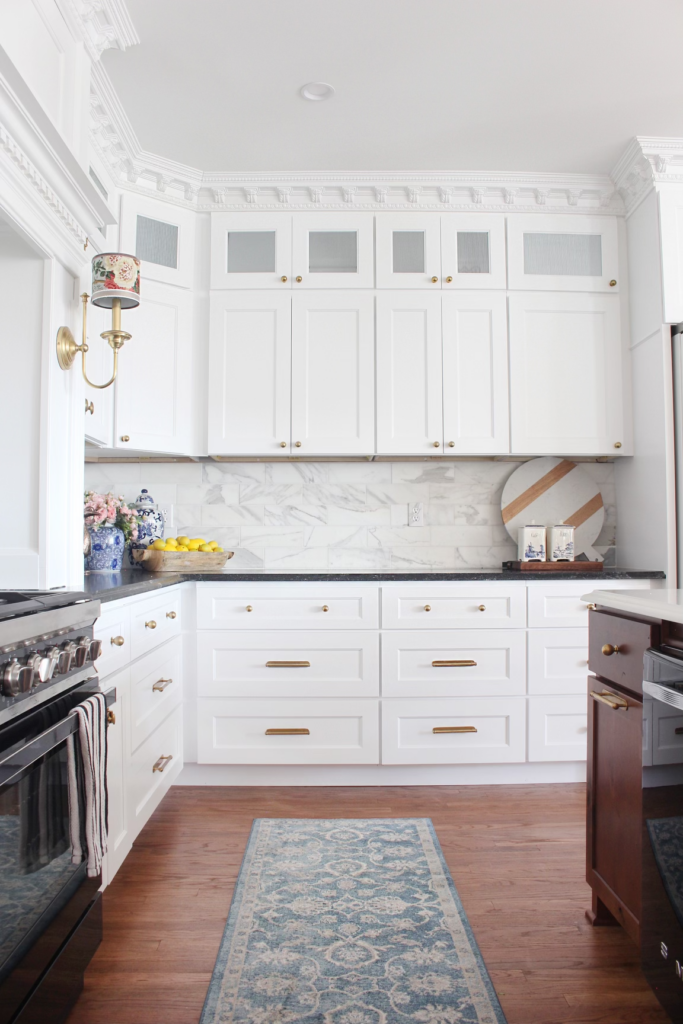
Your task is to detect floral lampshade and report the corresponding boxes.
[91,252,141,309]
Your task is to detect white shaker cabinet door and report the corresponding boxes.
[442,292,509,454]
[440,214,507,290]
[114,281,193,454]
[210,212,293,290]
[120,192,196,290]
[376,292,443,454]
[509,292,625,455]
[291,293,375,455]
[376,213,442,289]
[208,292,292,455]
[507,214,619,293]
[291,214,374,289]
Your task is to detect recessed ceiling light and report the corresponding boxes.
[300,82,335,102]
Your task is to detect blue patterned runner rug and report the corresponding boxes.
[200,818,507,1024]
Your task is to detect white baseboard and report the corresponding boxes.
[175,762,586,787]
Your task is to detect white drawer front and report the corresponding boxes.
[130,591,181,661]
[94,605,131,679]
[528,695,588,761]
[652,701,683,766]
[527,580,651,628]
[198,631,379,698]
[128,704,183,833]
[381,586,526,629]
[197,698,379,764]
[527,628,589,695]
[381,630,526,698]
[130,637,182,752]
[381,698,526,764]
[197,584,379,630]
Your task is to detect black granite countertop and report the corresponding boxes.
[80,567,666,603]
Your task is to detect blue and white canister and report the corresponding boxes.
[549,524,575,562]
[85,524,125,572]
[518,524,546,562]
[128,489,165,567]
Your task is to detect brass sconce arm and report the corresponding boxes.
[56,294,130,389]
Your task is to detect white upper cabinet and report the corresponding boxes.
[114,281,193,454]
[120,194,196,290]
[442,292,509,454]
[291,214,374,289]
[376,214,442,289]
[210,213,293,290]
[440,214,507,290]
[507,214,619,293]
[208,293,292,455]
[376,293,443,454]
[291,293,375,454]
[509,292,625,454]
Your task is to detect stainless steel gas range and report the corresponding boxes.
[0,589,113,1024]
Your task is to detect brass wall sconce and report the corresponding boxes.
[56,252,141,389]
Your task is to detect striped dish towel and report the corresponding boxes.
[66,692,108,878]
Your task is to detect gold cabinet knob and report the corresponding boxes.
[85,399,94,415]
[602,643,620,656]
[587,603,597,611]
[166,611,176,619]
[280,441,287,448]
[448,441,455,448]
[296,275,302,283]
[431,276,438,283]
[478,605,486,612]
[614,442,622,449]
[322,605,329,612]
[145,620,157,630]
[609,279,617,287]
[295,441,302,447]
[424,605,431,612]
[433,441,440,447]
[120,435,130,442]
[446,276,453,283]
[281,276,288,282]
[111,635,124,647]
[246,605,253,612]
[106,709,116,725]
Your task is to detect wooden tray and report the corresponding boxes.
[502,560,603,573]
[132,549,234,573]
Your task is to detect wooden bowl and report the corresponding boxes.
[132,548,234,573]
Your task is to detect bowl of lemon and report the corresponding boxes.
[132,537,234,572]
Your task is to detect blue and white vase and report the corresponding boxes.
[128,489,165,567]
[85,524,125,572]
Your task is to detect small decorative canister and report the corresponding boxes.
[518,524,546,562]
[128,489,165,567]
[85,524,125,572]
[549,523,575,562]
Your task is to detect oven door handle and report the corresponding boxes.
[0,684,116,789]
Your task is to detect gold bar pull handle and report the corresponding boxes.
[266,660,311,668]
[433,726,478,734]
[432,659,477,668]
[152,754,173,773]
[265,728,310,736]
[153,677,173,692]
[590,690,629,710]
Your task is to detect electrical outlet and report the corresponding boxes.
[409,502,423,527]
[159,505,174,529]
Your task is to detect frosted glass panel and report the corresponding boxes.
[228,232,276,273]
[457,232,490,274]
[136,215,178,269]
[393,231,425,273]
[523,233,602,276]
[308,232,358,273]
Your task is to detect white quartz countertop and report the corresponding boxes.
[583,587,683,623]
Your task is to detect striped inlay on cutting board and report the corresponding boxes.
[501,457,605,560]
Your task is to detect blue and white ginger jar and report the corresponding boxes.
[128,489,165,567]
[85,524,125,572]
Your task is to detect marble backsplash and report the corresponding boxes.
[83,460,617,571]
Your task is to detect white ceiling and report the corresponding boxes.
[103,0,683,175]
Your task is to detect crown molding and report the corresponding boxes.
[55,0,139,63]
[611,136,683,215]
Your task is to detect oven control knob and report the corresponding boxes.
[3,659,33,696]
[57,642,77,674]
[41,647,60,682]
[88,639,102,661]
[25,653,42,687]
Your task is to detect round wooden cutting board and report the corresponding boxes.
[501,457,605,561]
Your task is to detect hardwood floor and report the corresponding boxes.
[67,784,669,1024]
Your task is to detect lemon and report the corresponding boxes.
[208,541,219,550]
[215,546,224,552]
[176,535,190,546]
[199,543,213,552]
[177,545,189,551]
[187,539,201,551]
[166,538,178,547]
[151,539,166,550]
[192,538,206,546]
